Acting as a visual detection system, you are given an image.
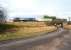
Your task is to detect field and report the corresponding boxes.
[0,22,57,41]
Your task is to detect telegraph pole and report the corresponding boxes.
[68,17,70,22]
[68,17,71,24]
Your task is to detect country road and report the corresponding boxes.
[0,28,71,50]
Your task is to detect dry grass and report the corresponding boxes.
[7,22,47,27]
[64,24,71,30]
[0,22,57,41]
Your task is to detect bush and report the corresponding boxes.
[0,24,17,33]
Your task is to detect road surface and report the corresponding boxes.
[0,28,71,50]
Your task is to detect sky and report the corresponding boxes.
[0,0,71,20]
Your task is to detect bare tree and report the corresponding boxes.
[0,7,7,24]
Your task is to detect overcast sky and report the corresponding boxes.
[0,0,71,19]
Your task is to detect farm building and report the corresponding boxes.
[21,18,36,21]
[36,16,56,21]
[13,18,36,22]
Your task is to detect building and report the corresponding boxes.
[22,18,36,21]
[36,16,55,21]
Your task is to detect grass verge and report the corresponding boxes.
[64,24,71,30]
[0,22,57,41]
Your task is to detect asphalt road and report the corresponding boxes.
[0,28,71,50]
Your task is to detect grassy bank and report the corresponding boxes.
[0,22,57,41]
